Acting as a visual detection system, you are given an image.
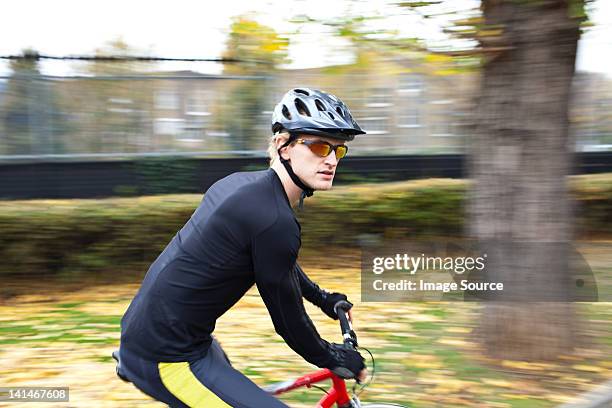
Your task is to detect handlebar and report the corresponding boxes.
[334,300,358,349]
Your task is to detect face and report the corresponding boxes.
[279,134,347,191]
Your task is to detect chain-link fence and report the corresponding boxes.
[0,70,610,161]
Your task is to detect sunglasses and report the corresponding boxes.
[294,139,349,159]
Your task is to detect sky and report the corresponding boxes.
[0,0,610,78]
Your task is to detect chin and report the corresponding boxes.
[313,180,334,190]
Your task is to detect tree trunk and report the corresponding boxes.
[469,0,581,360]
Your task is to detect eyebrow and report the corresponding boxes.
[304,138,345,145]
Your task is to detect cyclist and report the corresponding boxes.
[116,88,367,407]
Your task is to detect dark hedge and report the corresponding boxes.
[0,174,610,276]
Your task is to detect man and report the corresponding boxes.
[115,88,367,407]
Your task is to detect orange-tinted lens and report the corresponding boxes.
[335,145,348,159]
[308,142,332,157]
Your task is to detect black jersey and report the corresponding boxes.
[120,169,337,368]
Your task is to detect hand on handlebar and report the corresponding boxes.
[322,292,352,320]
[329,343,366,381]
[328,300,366,381]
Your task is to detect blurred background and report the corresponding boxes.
[1,0,612,407]
[0,1,610,160]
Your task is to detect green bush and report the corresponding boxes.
[298,179,466,247]
[570,173,612,237]
[0,174,611,276]
[0,196,196,276]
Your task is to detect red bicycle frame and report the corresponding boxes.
[265,368,352,408]
[264,301,360,407]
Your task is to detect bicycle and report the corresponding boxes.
[262,301,406,408]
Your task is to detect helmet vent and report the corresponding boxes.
[282,105,292,120]
[328,112,335,120]
[336,107,343,117]
[294,89,310,96]
[315,99,326,111]
[295,98,311,117]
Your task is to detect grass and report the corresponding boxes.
[0,248,611,407]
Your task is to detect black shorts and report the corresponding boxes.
[118,338,289,408]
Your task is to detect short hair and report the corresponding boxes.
[267,131,291,165]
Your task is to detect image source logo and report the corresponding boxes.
[361,240,599,302]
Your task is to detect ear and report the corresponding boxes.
[279,143,291,161]
[276,136,291,161]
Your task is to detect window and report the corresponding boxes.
[430,121,453,137]
[186,90,211,116]
[155,90,179,110]
[107,98,133,113]
[429,99,456,137]
[154,118,184,135]
[178,116,207,142]
[360,117,389,135]
[398,106,421,128]
[365,88,392,108]
[430,99,453,105]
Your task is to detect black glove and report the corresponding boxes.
[328,343,366,380]
[321,292,352,320]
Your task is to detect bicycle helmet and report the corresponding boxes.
[271,88,365,141]
[271,88,365,208]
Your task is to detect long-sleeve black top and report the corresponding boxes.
[120,169,338,368]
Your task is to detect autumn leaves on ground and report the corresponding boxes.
[1,248,612,408]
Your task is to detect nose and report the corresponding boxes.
[324,150,338,166]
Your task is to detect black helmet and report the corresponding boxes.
[271,88,365,141]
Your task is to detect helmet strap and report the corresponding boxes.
[277,135,314,210]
